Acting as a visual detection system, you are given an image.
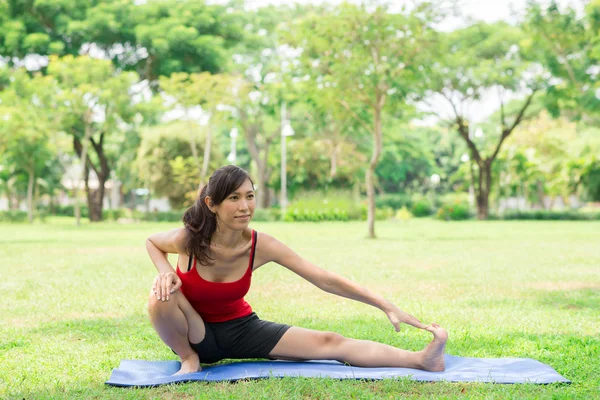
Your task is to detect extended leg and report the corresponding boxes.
[268,324,447,371]
[147,289,206,374]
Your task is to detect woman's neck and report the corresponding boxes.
[211,227,248,250]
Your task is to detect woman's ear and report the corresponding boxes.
[204,196,215,213]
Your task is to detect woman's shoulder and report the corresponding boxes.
[253,229,288,252]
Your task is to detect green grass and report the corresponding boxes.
[1,217,599,399]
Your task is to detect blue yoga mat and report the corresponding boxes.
[106,355,570,387]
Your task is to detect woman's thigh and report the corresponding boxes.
[268,326,345,360]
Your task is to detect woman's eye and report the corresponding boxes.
[230,196,237,200]
[248,194,255,199]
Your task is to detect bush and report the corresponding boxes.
[376,193,413,210]
[134,210,183,222]
[103,208,127,221]
[52,205,89,218]
[283,207,350,222]
[0,210,28,223]
[376,207,395,221]
[437,203,471,221]
[252,208,280,222]
[500,210,600,221]
[395,206,413,220]
[411,199,433,217]
[354,204,395,221]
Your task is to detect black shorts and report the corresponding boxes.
[186,312,291,364]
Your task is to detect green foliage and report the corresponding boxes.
[134,210,184,223]
[375,193,413,211]
[50,205,88,218]
[411,199,433,217]
[134,121,224,209]
[283,207,349,222]
[524,1,600,119]
[499,210,600,221]
[394,206,413,220]
[251,208,280,222]
[102,209,127,221]
[0,0,246,80]
[0,210,28,223]
[285,192,354,222]
[436,203,472,221]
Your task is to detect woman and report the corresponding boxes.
[146,165,447,375]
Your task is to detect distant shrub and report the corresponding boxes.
[500,210,600,221]
[0,210,28,223]
[252,208,280,222]
[395,206,413,220]
[283,208,350,222]
[376,193,413,210]
[135,210,183,222]
[103,208,127,221]
[437,203,471,221]
[411,199,433,217]
[53,205,89,217]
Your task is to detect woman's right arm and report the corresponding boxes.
[146,228,187,301]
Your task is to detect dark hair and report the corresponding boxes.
[182,165,254,266]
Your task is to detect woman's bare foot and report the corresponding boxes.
[419,323,448,372]
[174,353,201,375]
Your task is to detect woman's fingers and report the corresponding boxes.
[171,276,182,293]
[161,274,169,301]
[153,272,179,301]
[153,276,160,299]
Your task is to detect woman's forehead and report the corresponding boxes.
[233,178,254,192]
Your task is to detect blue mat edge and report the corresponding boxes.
[105,355,571,387]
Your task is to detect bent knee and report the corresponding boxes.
[147,290,177,314]
[321,331,345,347]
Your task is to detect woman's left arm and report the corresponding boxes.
[261,233,428,331]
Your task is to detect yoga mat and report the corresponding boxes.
[106,355,570,387]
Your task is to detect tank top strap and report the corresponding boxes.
[249,229,258,271]
[187,252,194,272]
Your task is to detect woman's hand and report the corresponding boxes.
[384,303,428,331]
[153,272,182,301]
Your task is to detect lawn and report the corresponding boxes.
[1,218,599,399]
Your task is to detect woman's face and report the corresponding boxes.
[209,178,256,230]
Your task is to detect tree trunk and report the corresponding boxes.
[330,139,340,178]
[475,163,492,219]
[366,104,383,238]
[74,122,93,227]
[27,168,34,224]
[256,159,271,209]
[201,123,212,183]
[186,110,205,191]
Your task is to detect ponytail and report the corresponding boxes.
[182,184,216,266]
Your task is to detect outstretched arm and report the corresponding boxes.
[261,233,428,331]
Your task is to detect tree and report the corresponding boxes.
[134,121,225,209]
[47,55,140,223]
[159,72,234,188]
[420,22,544,219]
[0,70,57,223]
[287,1,440,237]
[524,0,600,121]
[0,0,246,81]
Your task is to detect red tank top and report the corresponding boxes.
[176,230,256,323]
